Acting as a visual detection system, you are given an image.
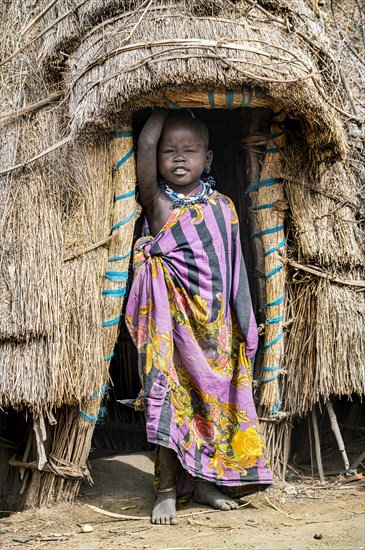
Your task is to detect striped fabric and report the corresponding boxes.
[125,192,273,489]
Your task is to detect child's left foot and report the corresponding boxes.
[193,481,239,511]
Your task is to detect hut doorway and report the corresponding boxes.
[93,102,277,455]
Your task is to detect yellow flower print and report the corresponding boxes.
[190,294,209,323]
[144,343,154,376]
[231,426,263,460]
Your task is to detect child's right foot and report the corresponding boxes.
[193,480,238,511]
[151,488,178,525]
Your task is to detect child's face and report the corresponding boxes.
[158,120,213,193]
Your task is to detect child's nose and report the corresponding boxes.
[174,151,185,161]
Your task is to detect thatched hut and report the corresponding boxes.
[1,0,364,510]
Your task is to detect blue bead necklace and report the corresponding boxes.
[158,173,215,209]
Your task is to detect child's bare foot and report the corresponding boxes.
[193,480,239,511]
[151,488,178,525]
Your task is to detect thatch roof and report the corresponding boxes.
[0,0,364,420]
[39,0,348,160]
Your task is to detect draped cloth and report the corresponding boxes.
[125,191,273,489]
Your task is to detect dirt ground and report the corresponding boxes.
[0,451,364,550]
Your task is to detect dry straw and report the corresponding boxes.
[0,0,364,503]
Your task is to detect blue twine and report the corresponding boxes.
[239,86,253,107]
[245,177,282,195]
[272,386,282,414]
[108,250,132,262]
[261,331,283,353]
[264,237,286,257]
[265,293,285,307]
[104,351,115,361]
[102,287,127,297]
[89,382,108,401]
[225,91,234,109]
[112,130,133,138]
[264,366,280,372]
[115,189,135,201]
[247,203,274,211]
[265,263,283,280]
[79,410,98,423]
[115,147,134,170]
[111,207,137,232]
[104,271,128,283]
[164,97,180,109]
[250,224,284,239]
[208,91,215,108]
[271,131,285,139]
[102,315,121,327]
[266,314,283,324]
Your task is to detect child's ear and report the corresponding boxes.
[205,149,213,169]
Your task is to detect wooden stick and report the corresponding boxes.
[325,400,350,471]
[0,136,72,176]
[311,406,325,484]
[287,259,365,289]
[0,92,62,124]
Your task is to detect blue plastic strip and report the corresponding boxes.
[272,386,282,414]
[104,271,128,283]
[245,177,282,195]
[239,86,253,107]
[111,207,137,232]
[108,250,132,262]
[102,315,121,327]
[271,131,285,139]
[261,332,283,353]
[164,97,180,109]
[115,147,134,170]
[264,237,286,257]
[89,382,108,401]
[112,130,133,138]
[247,203,274,211]
[264,366,279,372]
[115,189,135,201]
[250,225,284,239]
[208,91,215,108]
[79,410,98,423]
[265,293,285,307]
[266,315,283,324]
[261,374,278,383]
[225,91,234,109]
[104,351,115,361]
[102,287,127,297]
[265,263,283,280]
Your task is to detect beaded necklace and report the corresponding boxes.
[158,172,216,209]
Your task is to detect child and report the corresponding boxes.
[125,109,273,525]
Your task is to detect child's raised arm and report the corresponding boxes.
[137,109,171,234]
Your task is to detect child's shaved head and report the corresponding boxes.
[162,111,209,149]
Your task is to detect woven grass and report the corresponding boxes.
[63,7,345,161]
[0,0,364,501]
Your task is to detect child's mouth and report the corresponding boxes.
[173,167,188,175]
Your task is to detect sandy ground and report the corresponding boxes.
[0,451,364,550]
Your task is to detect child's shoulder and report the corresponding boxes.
[212,190,237,211]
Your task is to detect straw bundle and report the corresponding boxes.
[51,2,346,160]
[283,153,364,270]
[283,278,365,416]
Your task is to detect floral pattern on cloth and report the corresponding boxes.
[125,191,273,488]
